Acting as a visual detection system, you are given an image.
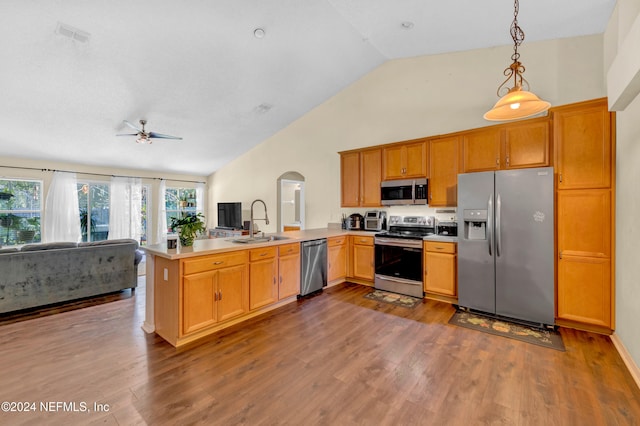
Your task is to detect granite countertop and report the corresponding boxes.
[143,227,457,260]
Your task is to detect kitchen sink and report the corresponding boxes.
[230,235,290,244]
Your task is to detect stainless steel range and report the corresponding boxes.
[374,215,435,298]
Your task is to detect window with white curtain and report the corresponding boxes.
[77,182,109,242]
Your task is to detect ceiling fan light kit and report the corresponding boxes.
[116,119,182,144]
[484,0,550,122]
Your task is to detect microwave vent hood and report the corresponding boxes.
[381,178,427,206]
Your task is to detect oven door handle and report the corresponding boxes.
[375,238,423,249]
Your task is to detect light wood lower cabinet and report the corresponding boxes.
[423,241,457,297]
[557,255,611,328]
[349,235,374,282]
[180,251,249,336]
[327,236,348,284]
[183,264,247,334]
[278,243,300,299]
[249,247,278,310]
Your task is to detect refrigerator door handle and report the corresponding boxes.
[487,195,493,256]
[496,193,502,257]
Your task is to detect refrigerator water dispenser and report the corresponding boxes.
[463,209,487,240]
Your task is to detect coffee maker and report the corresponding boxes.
[345,213,364,230]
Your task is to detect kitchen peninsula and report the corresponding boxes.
[144,228,457,347]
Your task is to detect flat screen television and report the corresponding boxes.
[217,202,242,230]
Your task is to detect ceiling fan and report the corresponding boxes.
[116,119,182,144]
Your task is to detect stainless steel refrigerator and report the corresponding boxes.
[457,167,554,325]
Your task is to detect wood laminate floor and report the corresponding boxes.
[0,278,639,425]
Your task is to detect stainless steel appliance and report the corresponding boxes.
[436,221,458,236]
[364,210,387,231]
[300,238,327,296]
[374,215,435,298]
[345,213,364,230]
[381,179,428,206]
[457,167,554,326]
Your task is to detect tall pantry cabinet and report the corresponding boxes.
[554,98,615,332]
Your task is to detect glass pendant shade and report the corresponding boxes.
[483,86,550,121]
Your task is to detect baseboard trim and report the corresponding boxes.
[611,333,640,390]
[141,321,155,334]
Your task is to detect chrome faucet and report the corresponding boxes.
[250,199,269,237]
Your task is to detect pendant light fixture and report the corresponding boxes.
[484,0,550,121]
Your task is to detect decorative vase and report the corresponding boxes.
[179,233,194,247]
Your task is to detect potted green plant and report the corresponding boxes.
[169,212,206,247]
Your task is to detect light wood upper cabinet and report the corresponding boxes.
[383,140,428,180]
[340,148,382,207]
[361,149,382,206]
[462,119,549,172]
[429,136,460,207]
[504,119,550,169]
[554,98,612,189]
[340,151,361,207]
[462,127,502,172]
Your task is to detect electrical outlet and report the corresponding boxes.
[164,268,168,281]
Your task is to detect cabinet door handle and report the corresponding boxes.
[260,252,267,257]
[213,261,224,265]
[506,156,510,167]
[435,247,444,250]
[559,250,563,259]
[559,173,563,183]
[213,292,217,301]
[280,276,282,283]
[496,158,500,166]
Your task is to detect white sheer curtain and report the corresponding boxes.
[108,177,142,241]
[152,180,167,245]
[196,182,206,225]
[44,171,81,243]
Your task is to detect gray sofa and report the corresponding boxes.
[0,238,141,314]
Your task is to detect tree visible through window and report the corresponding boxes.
[77,182,109,242]
[0,179,42,246]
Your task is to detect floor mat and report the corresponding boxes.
[449,309,565,351]
[363,290,422,309]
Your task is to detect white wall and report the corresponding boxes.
[210,34,605,233]
[606,0,640,374]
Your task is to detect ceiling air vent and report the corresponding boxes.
[55,22,91,43]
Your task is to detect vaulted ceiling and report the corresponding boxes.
[0,0,616,176]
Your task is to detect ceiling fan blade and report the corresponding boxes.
[148,131,182,140]
[123,120,142,132]
[116,133,140,137]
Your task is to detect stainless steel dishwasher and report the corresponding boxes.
[300,238,327,297]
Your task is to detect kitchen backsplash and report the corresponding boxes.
[335,206,457,225]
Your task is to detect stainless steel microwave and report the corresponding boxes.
[381,179,428,206]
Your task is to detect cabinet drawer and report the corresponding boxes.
[183,251,247,275]
[424,241,457,254]
[278,243,300,256]
[328,236,347,247]
[250,246,277,261]
[352,235,374,246]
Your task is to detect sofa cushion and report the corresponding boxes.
[78,238,138,248]
[20,242,79,251]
